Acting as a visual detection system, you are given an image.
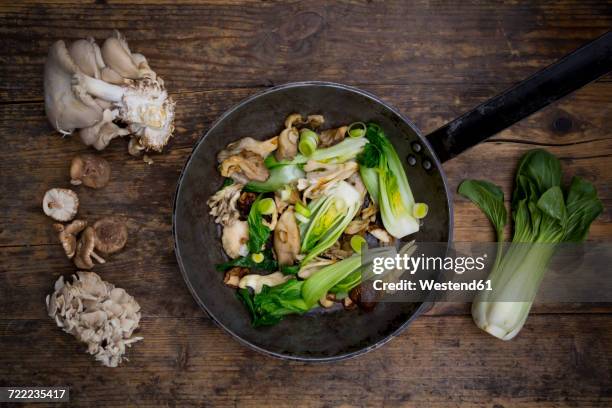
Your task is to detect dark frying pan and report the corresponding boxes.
[173,32,611,361]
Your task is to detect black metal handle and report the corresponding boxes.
[426,31,612,163]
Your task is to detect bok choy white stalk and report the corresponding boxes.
[357,124,421,238]
[460,149,603,340]
[299,180,363,265]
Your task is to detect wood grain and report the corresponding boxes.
[1,315,611,408]
[0,1,611,407]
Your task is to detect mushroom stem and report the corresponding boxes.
[74,73,124,102]
[90,251,106,264]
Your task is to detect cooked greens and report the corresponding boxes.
[246,195,271,253]
[208,114,426,327]
[358,124,420,238]
[299,181,363,265]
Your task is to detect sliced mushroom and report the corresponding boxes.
[217,136,278,162]
[297,160,358,200]
[42,188,79,222]
[222,220,249,259]
[297,257,336,279]
[319,126,347,148]
[343,296,357,310]
[238,272,290,294]
[273,208,300,266]
[54,219,88,259]
[220,150,269,183]
[305,114,325,128]
[368,226,394,245]
[93,217,128,254]
[319,293,336,308]
[275,126,299,161]
[74,227,106,269]
[321,241,353,260]
[223,267,249,288]
[70,154,111,188]
[207,183,244,226]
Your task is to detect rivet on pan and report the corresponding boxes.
[407,155,417,166]
[411,142,422,153]
[422,159,432,171]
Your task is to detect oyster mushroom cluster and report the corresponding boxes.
[46,271,143,367]
[44,30,175,156]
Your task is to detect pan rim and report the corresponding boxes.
[172,80,454,362]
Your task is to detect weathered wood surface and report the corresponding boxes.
[0,1,611,407]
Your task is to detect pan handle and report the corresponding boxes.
[425,31,612,163]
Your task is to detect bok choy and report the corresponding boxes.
[358,124,421,238]
[460,149,603,340]
[299,180,363,265]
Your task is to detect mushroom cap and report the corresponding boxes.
[93,217,128,254]
[42,188,79,222]
[68,38,102,78]
[70,154,111,189]
[44,40,102,134]
[101,31,141,79]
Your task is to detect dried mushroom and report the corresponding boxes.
[74,227,106,269]
[70,154,111,188]
[93,217,128,254]
[273,208,300,265]
[220,150,269,183]
[42,188,79,222]
[46,271,143,367]
[207,183,244,226]
[222,220,249,259]
[44,31,175,155]
[54,219,87,259]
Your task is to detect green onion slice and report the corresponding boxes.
[258,197,276,215]
[350,235,367,254]
[347,122,366,138]
[299,129,319,156]
[295,212,310,224]
[251,252,264,263]
[413,202,429,219]
[295,201,311,218]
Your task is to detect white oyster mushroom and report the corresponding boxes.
[42,188,79,222]
[44,30,175,156]
[238,272,291,294]
[222,220,249,259]
[46,271,143,368]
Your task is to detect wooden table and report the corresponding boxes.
[1,1,611,407]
